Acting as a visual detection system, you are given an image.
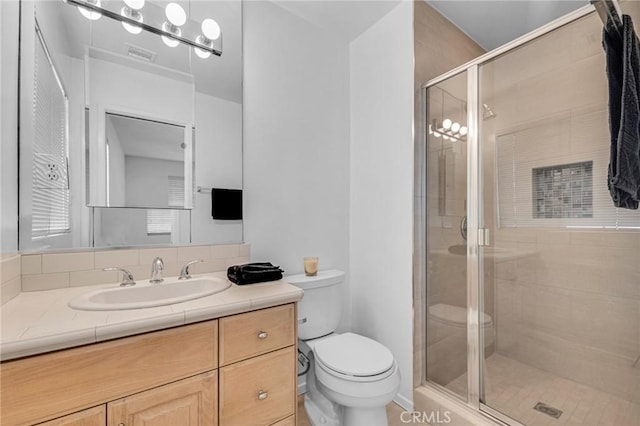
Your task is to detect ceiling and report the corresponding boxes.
[426,0,589,51]
[108,114,186,162]
[273,0,401,42]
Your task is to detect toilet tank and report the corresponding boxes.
[284,270,344,340]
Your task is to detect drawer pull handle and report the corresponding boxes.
[258,390,268,400]
[118,423,125,426]
[258,331,268,339]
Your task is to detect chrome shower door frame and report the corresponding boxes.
[419,3,604,424]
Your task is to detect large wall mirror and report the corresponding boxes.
[18,0,242,251]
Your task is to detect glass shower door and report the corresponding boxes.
[424,70,471,401]
[478,6,640,425]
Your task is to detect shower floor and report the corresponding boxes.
[445,354,640,426]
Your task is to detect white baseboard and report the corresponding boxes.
[394,392,414,411]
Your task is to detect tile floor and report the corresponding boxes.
[296,395,411,426]
[446,354,640,426]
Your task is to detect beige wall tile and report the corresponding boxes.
[224,256,249,268]
[1,277,21,305]
[1,255,20,283]
[138,247,178,265]
[570,231,640,249]
[177,245,211,262]
[21,254,41,275]
[69,269,119,287]
[22,273,69,291]
[42,252,94,273]
[192,258,226,274]
[211,244,239,259]
[238,243,251,257]
[94,249,140,269]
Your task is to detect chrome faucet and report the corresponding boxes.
[150,257,164,283]
[103,267,136,287]
[179,259,204,280]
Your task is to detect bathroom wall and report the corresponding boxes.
[191,93,243,245]
[349,0,414,409]
[1,1,20,253]
[412,0,485,392]
[18,243,249,292]
[243,1,351,330]
[484,7,640,403]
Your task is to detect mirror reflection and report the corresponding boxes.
[102,113,193,209]
[18,0,243,251]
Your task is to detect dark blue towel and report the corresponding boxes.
[604,15,640,209]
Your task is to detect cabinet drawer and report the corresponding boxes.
[220,346,296,426]
[271,415,295,426]
[219,304,294,366]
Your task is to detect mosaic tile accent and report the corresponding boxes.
[532,161,593,219]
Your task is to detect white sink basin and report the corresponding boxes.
[68,276,231,311]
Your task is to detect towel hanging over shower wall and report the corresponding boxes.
[603,14,640,209]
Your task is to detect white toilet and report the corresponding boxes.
[285,270,401,426]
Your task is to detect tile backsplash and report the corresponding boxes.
[3,244,250,295]
[1,255,21,305]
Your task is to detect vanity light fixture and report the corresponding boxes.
[66,0,223,57]
[429,119,467,143]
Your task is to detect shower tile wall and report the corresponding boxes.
[482,6,640,406]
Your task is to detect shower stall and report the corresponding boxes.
[416,2,640,425]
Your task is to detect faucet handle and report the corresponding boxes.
[103,267,136,287]
[179,259,204,280]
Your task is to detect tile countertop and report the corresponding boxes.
[0,272,303,361]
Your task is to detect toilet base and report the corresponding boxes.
[343,406,388,426]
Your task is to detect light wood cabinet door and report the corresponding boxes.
[220,347,296,426]
[219,304,295,366]
[107,371,217,426]
[36,406,106,426]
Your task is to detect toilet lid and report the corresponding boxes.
[313,333,394,377]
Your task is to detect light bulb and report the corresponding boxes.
[428,125,433,135]
[165,3,186,26]
[162,22,181,47]
[433,131,441,138]
[78,0,101,20]
[194,47,211,59]
[451,122,461,133]
[121,7,143,34]
[162,35,179,47]
[124,0,145,10]
[442,119,452,130]
[201,18,221,40]
[442,135,450,141]
[194,35,212,58]
[459,126,468,136]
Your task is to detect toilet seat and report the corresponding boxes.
[313,333,395,381]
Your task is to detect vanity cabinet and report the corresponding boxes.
[1,303,297,426]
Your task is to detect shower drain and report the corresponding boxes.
[533,402,563,419]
